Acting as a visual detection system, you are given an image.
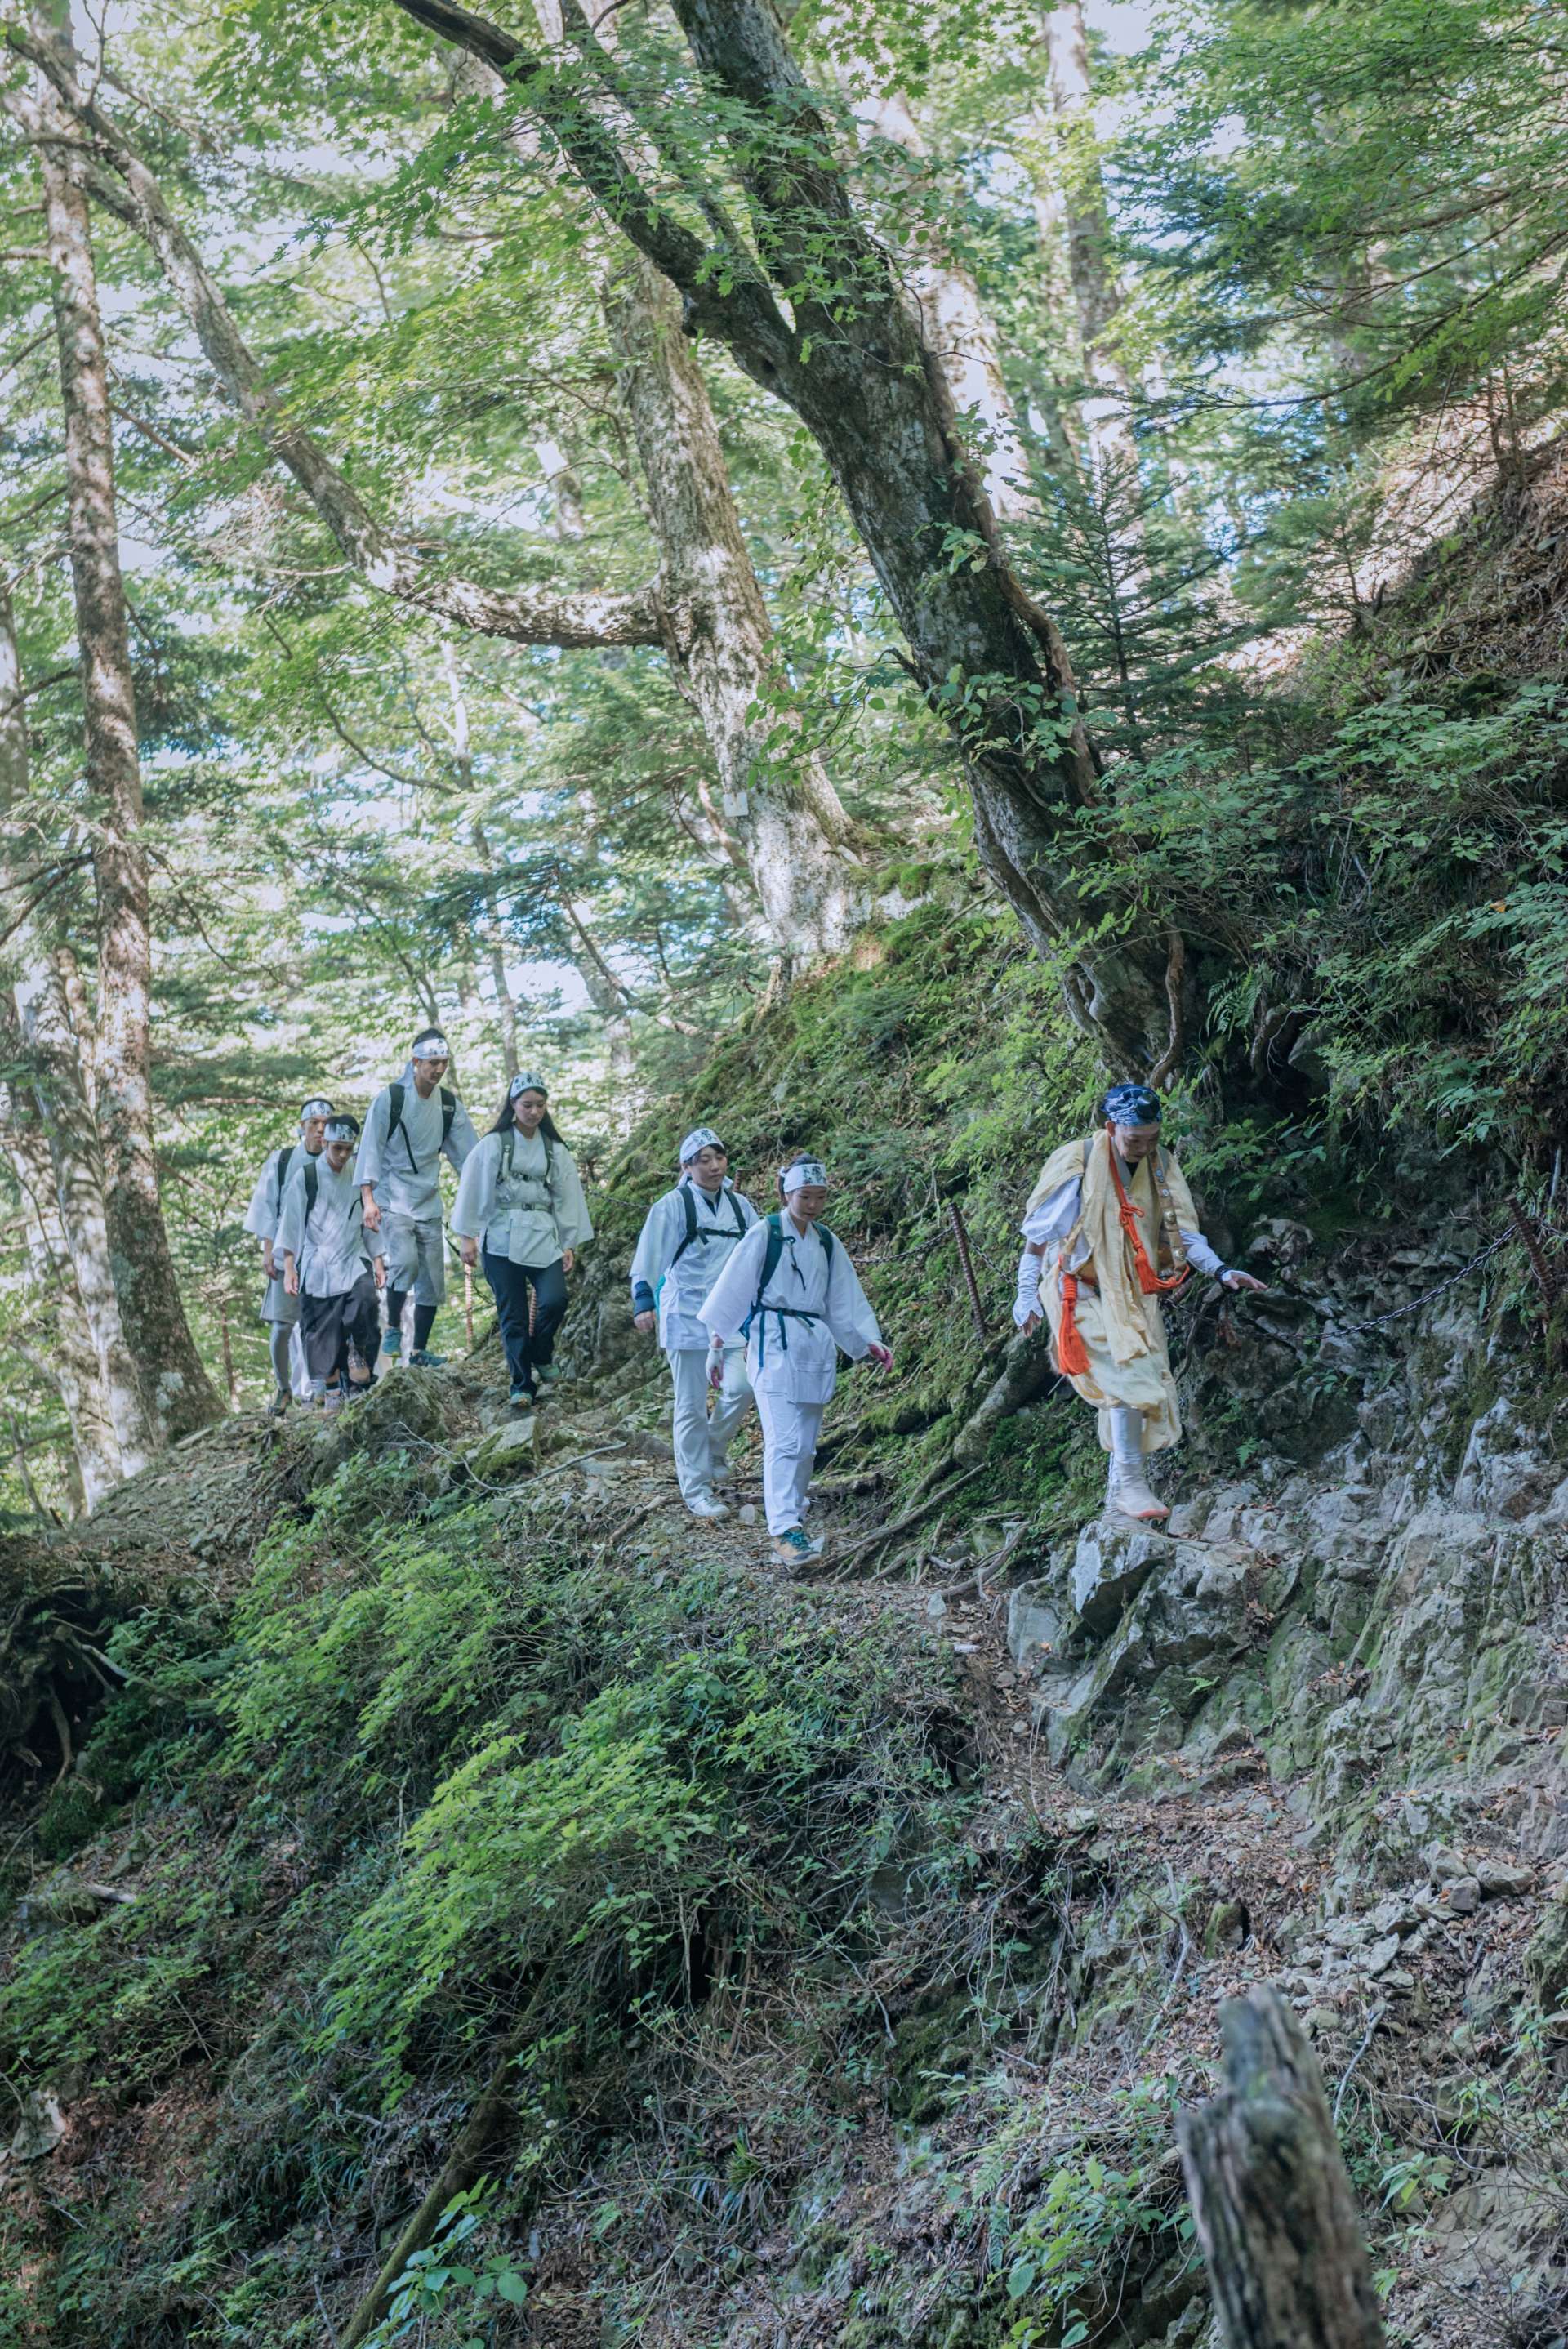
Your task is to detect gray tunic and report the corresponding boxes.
[353,1079,478,1221]
[276,1157,385,1298]
[243,1141,323,1248]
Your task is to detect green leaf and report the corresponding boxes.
[1006,2258,1036,2300]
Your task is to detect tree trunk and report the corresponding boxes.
[33,29,223,1444]
[1176,1986,1388,2349]
[439,642,520,1081]
[0,1104,123,1510]
[839,77,1033,525]
[387,0,1174,1067]
[604,251,867,957]
[470,818,520,1081]
[0,578,154,1481]
[1038,0,1143,497]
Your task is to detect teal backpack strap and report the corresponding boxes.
[758,1210,785,1300]
[743,1212,831,1368]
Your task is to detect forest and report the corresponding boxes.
[1,0,1566,2343]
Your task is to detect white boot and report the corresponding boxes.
[1107,1406,1169,1522]
[688,1493,731,1522]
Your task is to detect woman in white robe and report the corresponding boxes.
[700,1156,891,1567]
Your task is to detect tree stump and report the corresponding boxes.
[1176,1986,1387,2349]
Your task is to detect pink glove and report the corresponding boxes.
[865,1342,893,1371]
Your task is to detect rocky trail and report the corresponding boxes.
[333,1311,1568,2342]
[6,1200,1568,2347]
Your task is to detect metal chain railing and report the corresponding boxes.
[1335,1229,1516,1333]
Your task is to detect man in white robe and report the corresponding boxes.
[243,1094,333,1415]
[278,1115,386,1411]
[354,1029,478,1369]
[701,1156,891,1567]
[1013,1082,1266,1520]
[630,1126,760,1522]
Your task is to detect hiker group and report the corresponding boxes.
[243,1032,590,1420]
[246,1036,1260,1555]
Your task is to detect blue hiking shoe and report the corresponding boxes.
[509,1384,533,1411]
[408,1348,447,1369]
[773,1526,825,1567]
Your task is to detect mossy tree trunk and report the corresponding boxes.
[27,19,221,1445]
[0,571,155,1484]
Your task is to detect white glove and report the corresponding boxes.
[1013,1250,1043,1328]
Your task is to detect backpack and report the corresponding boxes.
[273,1141,297,1212]
[386,1080,457,1170]
[301,1159,320,1217]
[497,1127,555,1188]
[755,1209,834,1303]
[669,1181,748,1269]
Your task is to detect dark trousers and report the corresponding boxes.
[483,1250,567,1393]
[301,1273,380,1388]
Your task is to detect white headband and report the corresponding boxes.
[412,1033,450,1060]
[779,1156,827,1193]
[679,1126,724,1162]
[299,1096,334,1123]
[509,1070,549,1099]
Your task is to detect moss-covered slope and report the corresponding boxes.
[3,907,1566,2349]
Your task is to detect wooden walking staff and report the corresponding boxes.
[1178,1986,1386,2349]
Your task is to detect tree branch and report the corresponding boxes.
[385,0,803,381]
[2,24,666,651]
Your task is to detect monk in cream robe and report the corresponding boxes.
[1013,1083,1266,1520]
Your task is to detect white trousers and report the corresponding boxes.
[755,1389,826,1536]
[668,1344,754,1504]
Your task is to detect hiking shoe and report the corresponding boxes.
[509,1384,534,1411]
[534,1362,561,1385]
[408,1348,447,1369]
[688,1493,730,1522]
[773,1526,824,1566]
[323,1386,345,1416]
[264,1389,291,1421]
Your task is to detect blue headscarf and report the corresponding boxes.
[1103,1083,1162,1126]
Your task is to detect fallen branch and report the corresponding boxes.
[831,1464,987,1571]
[338,1994,547,2348]
[1176,1985,1387,2349]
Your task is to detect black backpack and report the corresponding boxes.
[386,1080,456,1169]
[274,1141,297,1212]
[670,1181,748,1268]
